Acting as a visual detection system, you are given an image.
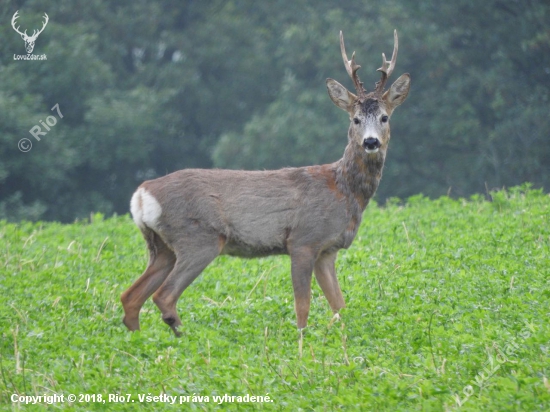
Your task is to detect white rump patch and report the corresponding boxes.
[130,188,162,230]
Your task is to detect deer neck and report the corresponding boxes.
[335,141,386,211]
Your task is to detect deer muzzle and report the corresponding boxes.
[363,137,381,153]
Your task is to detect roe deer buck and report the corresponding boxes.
[121,30,410,336]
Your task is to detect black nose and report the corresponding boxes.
[363,137,380,150]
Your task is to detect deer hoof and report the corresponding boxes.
[162,315,177,326]
[122,316,140,331]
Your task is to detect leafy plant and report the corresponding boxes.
[0,187,548,410]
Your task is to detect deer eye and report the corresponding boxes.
[353,118,360,125]
[381,115,389,123]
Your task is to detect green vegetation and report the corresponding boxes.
[1,186,548,410]
[1,0,549,221]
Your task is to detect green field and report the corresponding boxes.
[1,185,549,411]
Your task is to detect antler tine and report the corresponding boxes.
[339,31,366,100]
[33,13,49,38]
[11,10,19,26]
[11,10,26,36]
[375,30,399,94]
[339,31,355,79]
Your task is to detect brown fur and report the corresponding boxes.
[121,31,410,336]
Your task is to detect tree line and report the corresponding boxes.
[0,0,548,222]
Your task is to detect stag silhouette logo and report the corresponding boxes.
[12,10,49,54]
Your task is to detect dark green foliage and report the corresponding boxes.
[0,0,549,221]
[0,188,549,410]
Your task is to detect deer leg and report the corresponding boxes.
[152,235,221,336]
[290,247,316,330]
[313,251,345,313]
[121,232,176,331]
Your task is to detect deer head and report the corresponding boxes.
[326,30,410,156]
[12,11,49,54]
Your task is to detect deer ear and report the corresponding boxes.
[326,79,356,113]
[383,73,410,110]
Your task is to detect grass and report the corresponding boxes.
[0,184,549,411]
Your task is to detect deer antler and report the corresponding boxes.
[11,11,27,37]
[11,11,48,41]
[340,31,367,100]
[29,13,49,40]
[374,30,398,95]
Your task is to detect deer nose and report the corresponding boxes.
[363,137,380,150]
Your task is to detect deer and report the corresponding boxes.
[11,11,49,54]
[121,30,410,337]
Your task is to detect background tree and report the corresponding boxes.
[0,0,548,222]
